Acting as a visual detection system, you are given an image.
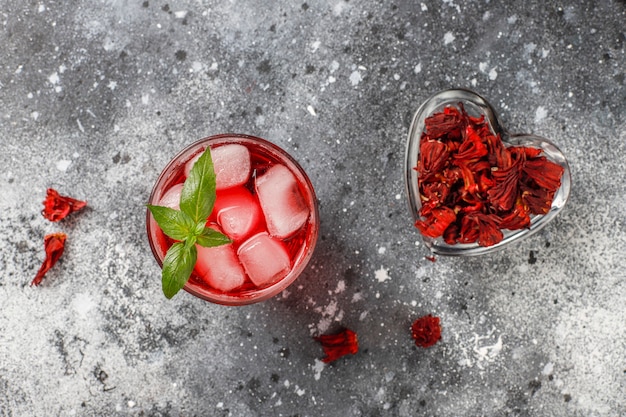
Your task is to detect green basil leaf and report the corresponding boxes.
[161,241,197,299]
[180,148,216,224]
[196,227,232,248]
[147,204,195,241]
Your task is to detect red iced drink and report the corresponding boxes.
[146,134,319,305]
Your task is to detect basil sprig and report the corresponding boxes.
[148,148,231,298]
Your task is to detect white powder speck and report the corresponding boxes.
[435,291,443,299]
[128,401,135,408]
[535,106,547,123]
[378,246,386,254]
[393,73,400,81]
[216,402,224,408]
[479,62,488,72]
[414,63,422,74]
[27,92,33,99]
[374,266,390,283]
[56,160,72,172]
[191,61,203,72]
[141,94,150,105]
[58,65,66,74]
[410,300,417,307]
[349,70,363,86]
[209,62,218,71]
[420,3,428,11]
[488,68,498,80]
[482,11,491,21]
[31,111,39,121]
[48,72,60,85]
[311,41,321,52]
[507,15,518,24]
[38,4,45,12]
[329,61,339,73]
[443,32,455,45]
[107,81,117,91]
[541,48,550,58]
[174,10,188,18]
[334,280,346,293]
[313,359,325,381]
[72,293,97,319]
[395,193,401,200]
[295,387,305,396]
[328,76,336,83]
[283,380,290,388]
[542,362,554,375]
[307,105,317,116]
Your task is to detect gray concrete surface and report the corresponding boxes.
[1,1,625,416]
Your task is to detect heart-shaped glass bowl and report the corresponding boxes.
[405,89,571,256]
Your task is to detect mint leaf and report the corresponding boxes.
[180,148,216,224]
[196,227,232,248]
[147,204,196,241]
[162,241,197,299]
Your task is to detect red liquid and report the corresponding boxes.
[146,134,318,305]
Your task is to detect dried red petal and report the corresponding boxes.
[521,185,555,215]
[419,182,450,214]
[411,314,442,348]
[42,188,87,222]
[454,125,488,161]
[442,222,460,245]
[521,156,564,192]
[459,212,503,247]
[424,106,463,139]
[498,201,531,230]
[415,207,457,238]
[418,139,449,181]
[314,328,359,363]
[31,233,67,286]
[487,163,521,212]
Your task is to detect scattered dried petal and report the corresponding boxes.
[314,328,359,363]
[31,233,67,286]
[42,188,87,222]
[411,314,442,348]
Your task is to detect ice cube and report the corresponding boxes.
[184,144,251,190]
[214,187,263,242]
[255,164,310,238]
[237,232,290,287]
[158,183,183,210]
[195,241,246,293]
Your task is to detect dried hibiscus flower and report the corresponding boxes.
[42,188,87,222]
[414,104,564,247]
[314,328,359,363]
[31,233,67,286]
[411,314,442,348]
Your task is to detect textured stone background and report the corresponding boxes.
[1,1,624,416]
